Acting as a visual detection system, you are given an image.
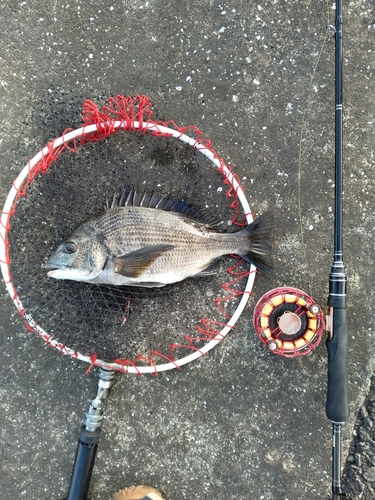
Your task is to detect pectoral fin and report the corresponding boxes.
[114,244,175,278]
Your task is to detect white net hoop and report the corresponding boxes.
[0,112,256,374]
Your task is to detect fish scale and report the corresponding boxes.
[94,207,242,282]
[96,208,233,250]
[44,193,276,287]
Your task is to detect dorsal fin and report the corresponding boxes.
[106,189,223,227]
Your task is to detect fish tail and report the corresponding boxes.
[240,207,276,274]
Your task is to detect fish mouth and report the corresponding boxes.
[42,260,94,281]
[42,261,67,276]
[42,261,63,271]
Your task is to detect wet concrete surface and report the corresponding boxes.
[342,372,375,500]
[0,1,374,499]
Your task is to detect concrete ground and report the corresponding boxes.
[0,1,374,499]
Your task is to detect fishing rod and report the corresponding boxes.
[326,0,349,498]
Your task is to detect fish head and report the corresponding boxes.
[44,224,108,282]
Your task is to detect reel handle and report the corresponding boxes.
[326,306,349,424]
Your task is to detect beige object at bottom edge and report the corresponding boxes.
[114,484,166,500]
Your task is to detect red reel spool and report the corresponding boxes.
[253,287,325,357]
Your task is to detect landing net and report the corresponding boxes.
[0,95,257,374]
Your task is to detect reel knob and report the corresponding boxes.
[278,311,302,335]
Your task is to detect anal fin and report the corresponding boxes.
[194,258,222,278]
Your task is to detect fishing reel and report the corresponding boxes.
[253,287,325,357]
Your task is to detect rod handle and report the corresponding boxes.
[326,307,349,423]
[65,426,101,500]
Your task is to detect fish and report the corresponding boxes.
[43,189,276,287]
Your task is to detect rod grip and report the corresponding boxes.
[65,426,101,500]
[326,307,349,423]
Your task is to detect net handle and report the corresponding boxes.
[0,120,256,374]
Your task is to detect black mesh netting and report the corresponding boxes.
[8,105,250,364]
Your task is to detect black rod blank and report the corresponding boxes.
[333,0,344,262]
[326,0,349,497]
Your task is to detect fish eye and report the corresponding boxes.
[63,242,77,254]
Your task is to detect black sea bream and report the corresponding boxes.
[44,190,276,287]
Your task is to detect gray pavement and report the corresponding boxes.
[1,1,374,499]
